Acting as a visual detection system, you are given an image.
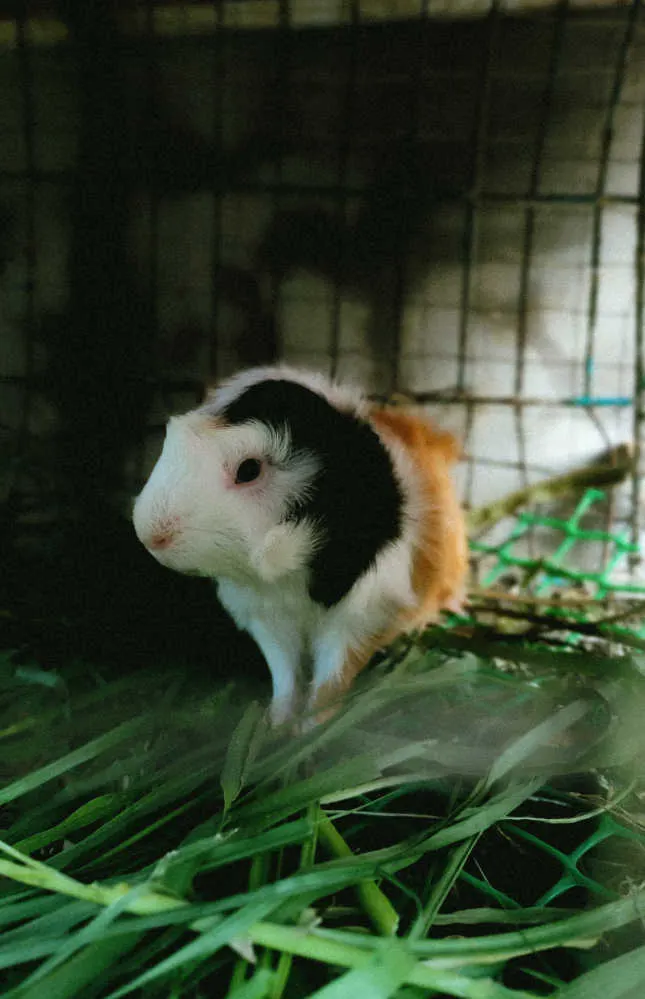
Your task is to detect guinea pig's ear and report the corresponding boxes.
[251,519,319,583]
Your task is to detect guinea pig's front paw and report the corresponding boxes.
[252,521,317,582]
[299,705,338,733]
[268,692,298,729]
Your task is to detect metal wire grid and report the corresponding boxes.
[1,2,645,559]
[4,11,645,968]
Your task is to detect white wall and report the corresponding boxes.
[1,8,644,586]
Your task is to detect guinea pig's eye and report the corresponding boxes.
[235,458,263,484]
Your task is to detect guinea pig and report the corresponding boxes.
[132,366,468,726]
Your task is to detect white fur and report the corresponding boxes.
[133,365,425,724]
[207,364,367,419]
[217,574,315,724]
[251,518,319,583]
[217,532,417,722]
[133,413,319,582]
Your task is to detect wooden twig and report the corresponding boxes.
[468,587,601,608]
[466,601,645,639]
[466,443,635,536]
[470,587,645,614]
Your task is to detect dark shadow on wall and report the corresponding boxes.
[1,8,608,676]
[1,1,267,682]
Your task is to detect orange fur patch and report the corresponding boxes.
[326,405,468,705]
[370,406,467,623]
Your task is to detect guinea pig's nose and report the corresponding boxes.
[146,518,179,552]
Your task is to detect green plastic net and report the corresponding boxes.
[470,487,645,641]
[446,488,645,926]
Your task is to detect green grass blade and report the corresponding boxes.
[0,938,65,970]
[0,718,147,807]
[0,841,187,917]
[409,836,480,940]
[307,939,416,999]
[157,818,313,893]
[0,895,80,931]
[484,702,590,790]
[431,907,580,926]
[15,795,120,854]
[317,813,399,936]
[5,937,143,999]
[225,969,277,999]
[554,944,645,999]
[1,900,96,947]
[16,884,157,987]
[246,922,539,998]
[417,781,542,852]
[221,701,266,813]
[104,898,280,999]
[231,755,385,827]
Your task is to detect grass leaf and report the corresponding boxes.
[104,898,280,999]
[225,969,277,999]
[4,612,645,997]
[554,944,645,999]
[307,939,416,999]
[221,701,267,813]
[0,719,147,807]
[484,701,590,789]
[5,937,144,999]
[15,795,120,854]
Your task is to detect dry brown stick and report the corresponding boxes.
[468,587,601,608]
[466,443,635,536]
[469,587,645,614]
[467,601,645,638]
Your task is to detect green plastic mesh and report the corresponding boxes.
[470,487,645,639]
[454,488,645,915]
[462,812,645,911]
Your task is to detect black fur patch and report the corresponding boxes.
[220,379,403,607]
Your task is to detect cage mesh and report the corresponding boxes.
[2,5,645,987]
[452,488,645,931]
[1,2,645,553]
[475,489,645,593]
[460,810,644,915]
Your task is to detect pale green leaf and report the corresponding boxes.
[221,701,267,813]
[225,968,276,999]
[555,944,645,999]
[308,940,416,999]
[0,719,146,807]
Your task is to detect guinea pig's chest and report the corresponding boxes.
[216,574,323,635]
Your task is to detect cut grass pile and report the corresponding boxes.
[2,624,645,999]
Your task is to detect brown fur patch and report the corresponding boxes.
[309,632,397,720]
[371,405,468,624]
[326,405,468,702]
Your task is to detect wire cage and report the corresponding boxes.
[2,1,645,605]
[4,6,645,997]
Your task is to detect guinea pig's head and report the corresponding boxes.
[132,369,331,581]
[133,365,404,601]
